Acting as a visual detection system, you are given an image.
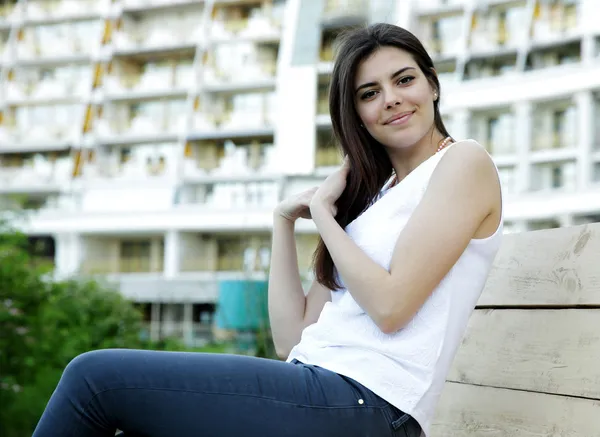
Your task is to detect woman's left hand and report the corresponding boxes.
[310,157,350,217]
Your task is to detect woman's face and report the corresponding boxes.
[353,46,438,150]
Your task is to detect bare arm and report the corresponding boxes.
[310,141,501,334]
[268,214,331,359]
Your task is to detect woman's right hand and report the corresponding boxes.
[275,187,323,222]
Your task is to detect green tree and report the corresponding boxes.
[0,221,191,437]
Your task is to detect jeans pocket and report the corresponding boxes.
[336,374,390,408]
[391,412,411,431]
[387,406,421,437]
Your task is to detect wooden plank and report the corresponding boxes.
[447,309,600,399]
[432,382,600,437]
[479,223,600,307]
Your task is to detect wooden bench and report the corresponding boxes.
[431,223,600,436]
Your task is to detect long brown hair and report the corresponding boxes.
[313,23,453,290]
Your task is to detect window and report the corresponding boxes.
[119,240,151,273]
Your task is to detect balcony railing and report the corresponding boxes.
[80,257,163,274]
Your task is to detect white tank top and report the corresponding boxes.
[287,140,503,437]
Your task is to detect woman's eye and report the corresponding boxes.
[361,90,377,100]
[398,76,414,85]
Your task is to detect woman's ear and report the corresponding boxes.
[427,68,439,101]
[428,82,439,101]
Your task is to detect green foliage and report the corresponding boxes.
[0,220,220,437]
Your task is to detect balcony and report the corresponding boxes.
[503,186,600,221]
[82,271,265,305]
[143,320,214,348]
[111,276,219,303]
[79,237,164,273]
[465,53,518,80]
[23,0,103,24]
[528,219,561,231]
[134,299,216,347]
[94,98,186,144]
[418,13,463,60]
[202,41,278,91]
[178,179,279,211]
[113,4,204,55]
[530,0,579,43]
[15,19,103,65]
[0,104,81,151]
[470,109,516,156]
[210,0,284,43]
[81,257,161,275]
[80,141,179,185]
[295,233,319,274]
[0,151,73,193]
[189,90,277,136]
[315,128,341,172]
[183,135,277,177]
[0,192,66,214]
[316,76,330,118]
[531,102,578,152]
[415,0,464,15]
[179,233,271,274]
[102,58,192,101]
[530,160,577,192]
[469,1,528,53]
[322,0,368,27]
[526,39,581,72]
[5,64,90,105]
[0,1,17,23]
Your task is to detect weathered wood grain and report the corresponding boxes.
[434,224,600,436]
[447,309,600,399]
[479,223,600,306]
[432,382,600,437]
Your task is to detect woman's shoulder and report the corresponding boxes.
[428,137,502,211]
[439,139,497,173]
[446,138,489,155]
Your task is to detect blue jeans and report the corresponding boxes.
[32,349,421,437]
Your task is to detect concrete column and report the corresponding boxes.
[163,230,180,278]
[183,303,194,347]
[274,0,323,175]
[150,303,161,342]
[451,109,470,141]
[575,90,593,189]
[514,102,532,194]
[579,0,598,65]
[53,232,82,279]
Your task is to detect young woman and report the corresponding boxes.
[33,23,502,437]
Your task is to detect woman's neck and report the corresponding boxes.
[389,132,449,183]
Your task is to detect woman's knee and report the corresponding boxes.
[61,349,120,390]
